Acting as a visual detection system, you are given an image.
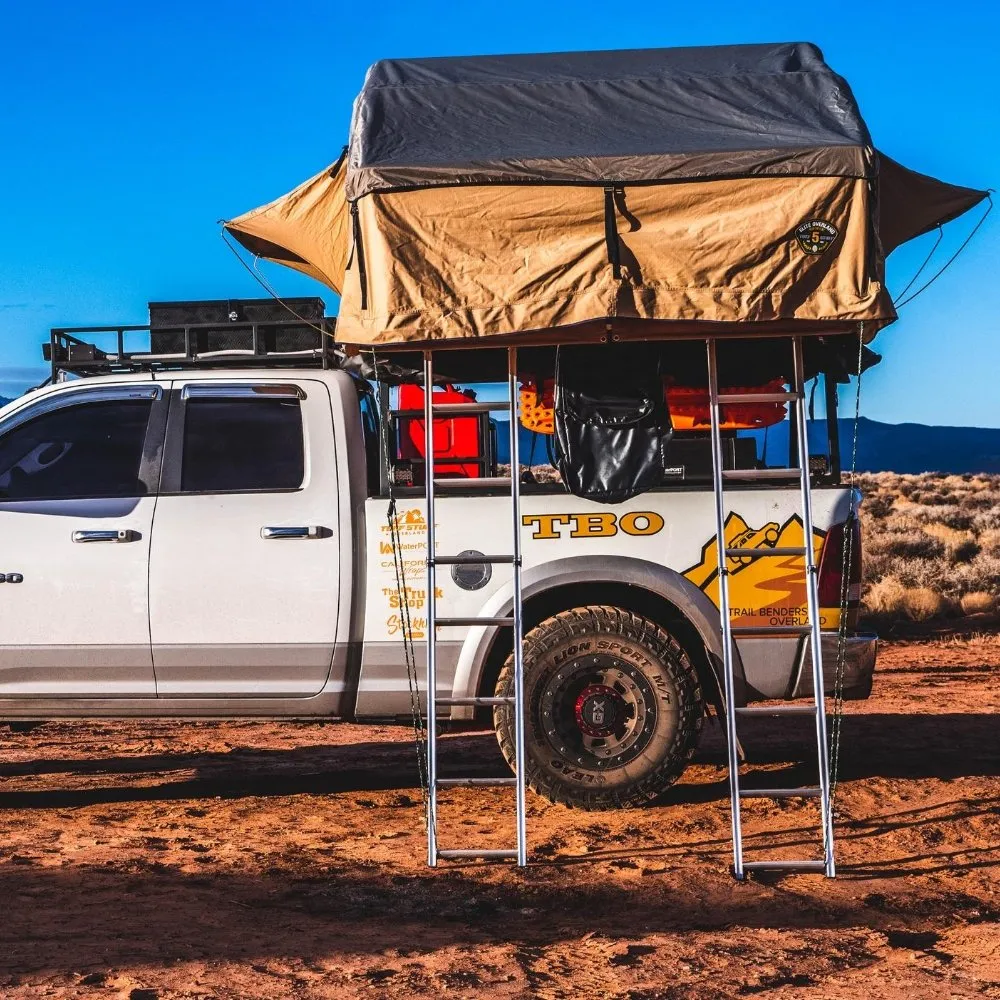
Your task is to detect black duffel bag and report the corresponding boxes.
[554,344,672,503]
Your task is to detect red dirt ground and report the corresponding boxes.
[1,629,999,999]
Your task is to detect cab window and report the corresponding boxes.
[0,399,152,500]
[180,397,304,493]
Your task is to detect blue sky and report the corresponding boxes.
[1,0,996,423]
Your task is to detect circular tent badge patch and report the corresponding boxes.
[794,220,839,255]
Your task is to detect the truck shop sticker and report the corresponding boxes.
[379,510,430,637]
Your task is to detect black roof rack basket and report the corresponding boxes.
[45,318,338,382]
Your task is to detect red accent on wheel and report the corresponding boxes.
[574,683,624,737]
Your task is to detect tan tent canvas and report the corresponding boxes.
[226,153,349,294]
[224,44,988,348]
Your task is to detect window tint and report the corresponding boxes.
[181,398,304,492]
[0,398,152,500]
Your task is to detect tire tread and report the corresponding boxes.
[494,605,704,810]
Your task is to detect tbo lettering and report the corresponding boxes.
[522,511,664,539]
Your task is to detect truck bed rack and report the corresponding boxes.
[44,320,338,382]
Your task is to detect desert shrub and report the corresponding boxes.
[863,493,894,518]
[918,489,956,506]
[864,576,907,616]
[902,588,947,621]
[973,509,1000,533]
[947,538,981,564]
[922,522,972,545]
[978,528,1000,554]
[958,492,1000,510]
[882,511,922,534]
[866,531,944,561]
[910,505,976,531]
[946,553,1000,597]
[960,591,996,615]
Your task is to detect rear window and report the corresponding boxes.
[181,397,304,492]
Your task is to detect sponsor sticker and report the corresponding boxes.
[794,219,839,255]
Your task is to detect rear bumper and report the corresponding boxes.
[790,632,878,700]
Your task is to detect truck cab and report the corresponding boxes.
[0,367,365,712]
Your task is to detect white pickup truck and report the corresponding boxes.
[0,357,876,809]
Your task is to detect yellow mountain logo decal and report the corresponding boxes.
[683,513,836,629]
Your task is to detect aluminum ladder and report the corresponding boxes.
[706,336,836,879]
[421,347,528,866]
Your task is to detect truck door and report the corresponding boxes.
[0,384,164,696]
[148,380,341,698]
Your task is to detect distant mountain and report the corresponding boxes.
[493,416,1000,474]
[753,417,1000,474]
[0,396,13,409]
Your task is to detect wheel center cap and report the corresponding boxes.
[575,684,622,737]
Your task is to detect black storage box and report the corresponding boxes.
[662,434,759,481]
[148,298,327,355]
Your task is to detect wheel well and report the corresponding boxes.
[475,581,723,721]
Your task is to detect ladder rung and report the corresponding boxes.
[434,401,510,414]
[437,777,517,788]
[403,455,490,464]
[391,402,510,417]
[730,625,812,636]
[437,849,519,860]
[725,547,807,558]
[714,391,802,404]
[436,616,513,627]
[740,787,822,799]
[742,860,827,873]
[436,696,514,707]
[735,705,818,717]
[431,554,516,565]
[433,477,512,489]
[723,468,801,480]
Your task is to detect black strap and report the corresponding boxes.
[604,185,622,280]
[350,201,369,311]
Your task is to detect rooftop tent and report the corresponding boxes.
[224,43,988,348]
[225,153,350,294]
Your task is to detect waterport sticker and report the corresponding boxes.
[794,219,839,255]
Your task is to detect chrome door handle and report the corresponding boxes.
[260,525,324,540]
[72,529,139,543]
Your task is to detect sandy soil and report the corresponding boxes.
[1,628,999,999]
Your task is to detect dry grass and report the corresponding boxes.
[960,591,996,615]
[857,472,1000,624]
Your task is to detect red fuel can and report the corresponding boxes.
[397,384,484,478]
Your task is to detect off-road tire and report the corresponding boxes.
[494,605,704,810]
